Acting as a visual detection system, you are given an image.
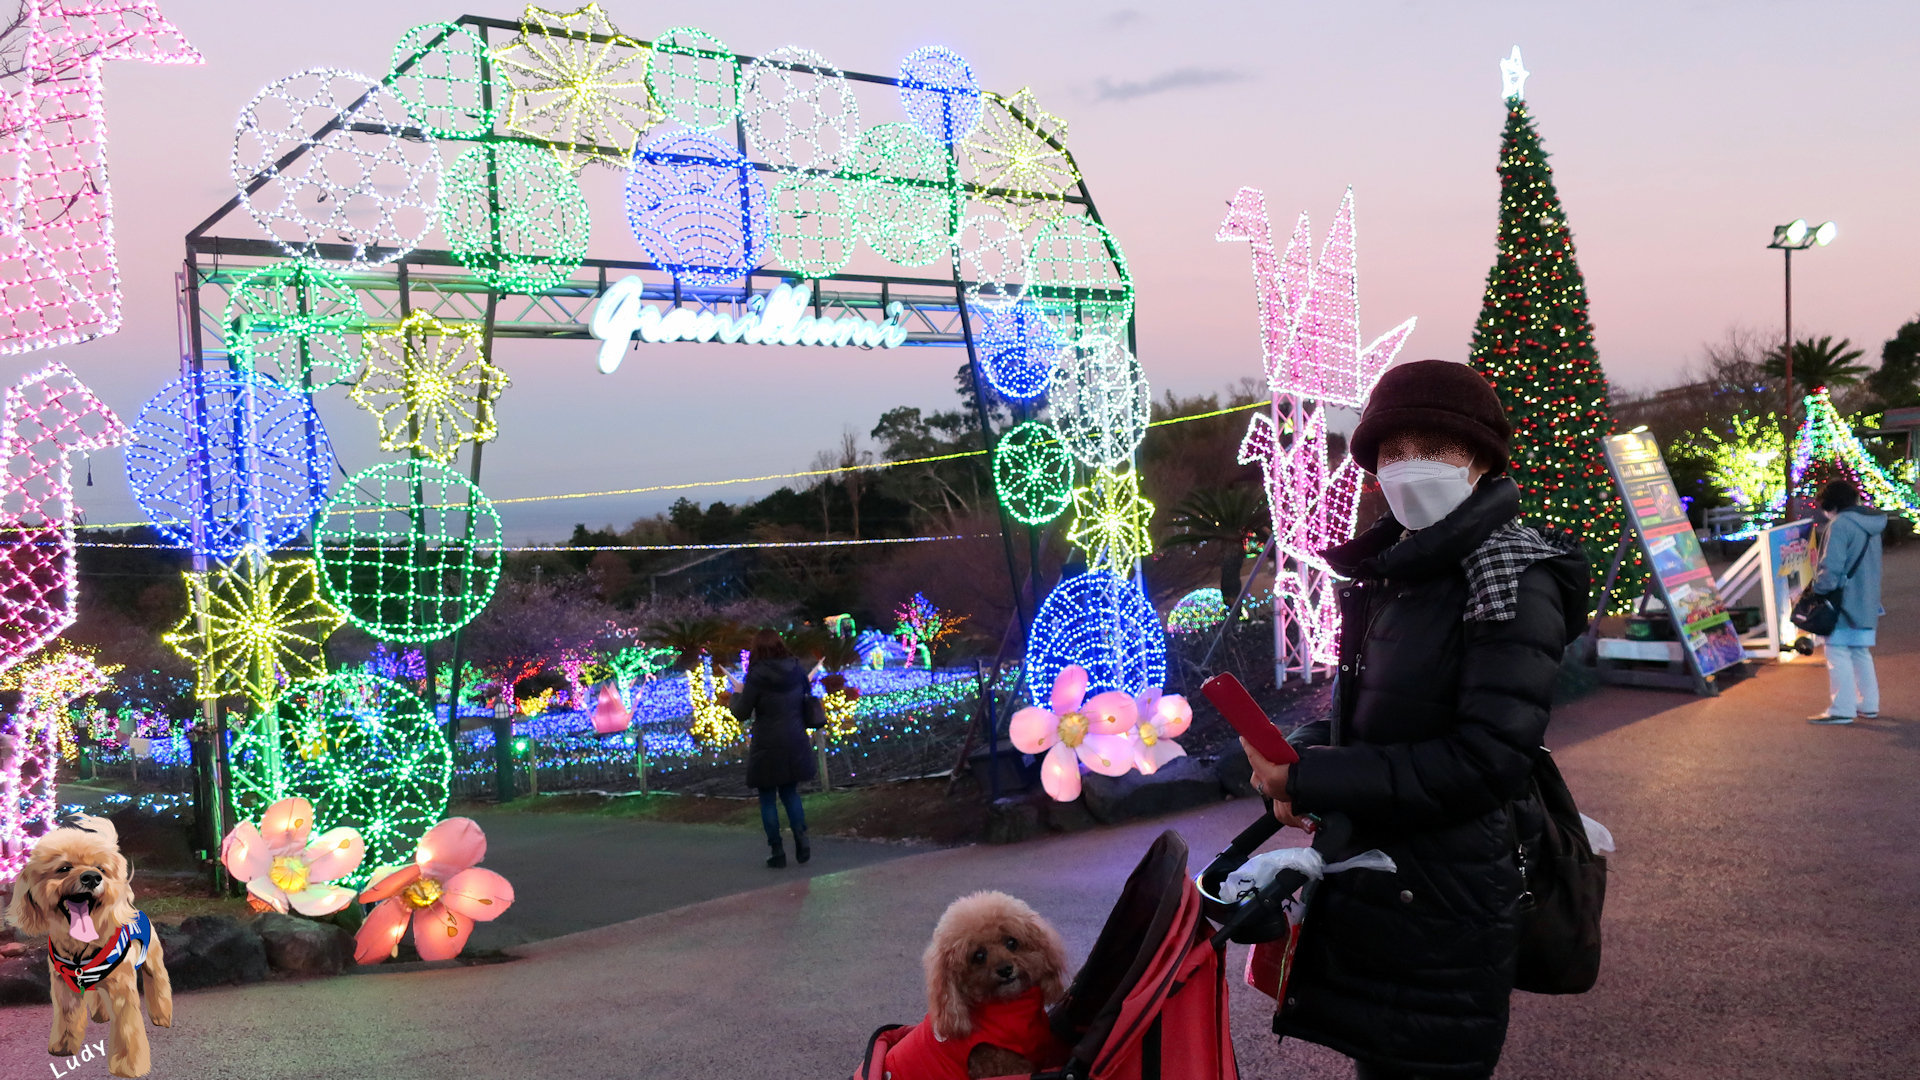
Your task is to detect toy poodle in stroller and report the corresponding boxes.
[856,830,1245,1080]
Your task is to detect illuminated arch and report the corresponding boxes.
[170,10,1161,811]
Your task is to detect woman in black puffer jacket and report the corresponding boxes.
[731,629,816,868]
[1244,361,1590,1079]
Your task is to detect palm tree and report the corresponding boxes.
[1162,484,1270,602]
[1764,335,1869,395]
[646,615,737,671]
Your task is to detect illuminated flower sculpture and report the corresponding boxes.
[1009,665,1136,802]
[1218,187,1415,677]
[352,312,511,464]
[1065,468,1155,574]
[492,3,657,171]
[354,817,515,964]
[963,88,1077,221]
[1129,688,1192,775]
[164,553,346,707]
[220,797,366,916]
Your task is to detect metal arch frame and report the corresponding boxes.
[178,12,1138,807]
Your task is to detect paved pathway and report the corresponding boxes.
[459,811,927,951]
[5,549,1918,1079]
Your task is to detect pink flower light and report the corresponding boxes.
[1129,688,1192,775]
[0,0,201,355]
[220,798,365,916]
[1008,665,1136,802]
[354,817,516,964]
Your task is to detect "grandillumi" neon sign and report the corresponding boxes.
[589,276,910,373]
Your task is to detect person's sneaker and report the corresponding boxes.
[1808,714,1855,725]
[1860,712,1880,719]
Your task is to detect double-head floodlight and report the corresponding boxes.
[1770,218,1837,250]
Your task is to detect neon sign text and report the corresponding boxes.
[589,276,909,372]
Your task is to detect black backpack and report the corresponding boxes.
[1511,748,1606,994]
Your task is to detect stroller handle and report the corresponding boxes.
[1198,807,1353,947]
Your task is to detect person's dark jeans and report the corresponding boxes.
[758,783,805,845]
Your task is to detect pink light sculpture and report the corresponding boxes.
[1219,188,1415,681]
[0,364,132,674]
[1,651,113,878]
[0,0,201,355]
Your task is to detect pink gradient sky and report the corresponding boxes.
[12,0,1917,540]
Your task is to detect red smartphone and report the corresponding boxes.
[1201,672,1298,766]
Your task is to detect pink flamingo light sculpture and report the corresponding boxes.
[1218,187,1415,682]
[0,0,201,355]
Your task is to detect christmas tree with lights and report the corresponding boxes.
[1469,48,1636,600]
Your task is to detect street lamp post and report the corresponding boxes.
[1766,218,1836,518]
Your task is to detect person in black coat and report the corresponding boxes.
[1244,360,1590,1079]
[731,628,816,868]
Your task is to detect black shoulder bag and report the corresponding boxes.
[1513,748,1606,994]
[800,684,828,731]
[1791,524,1868,637]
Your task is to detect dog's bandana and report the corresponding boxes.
[49,911,151,993]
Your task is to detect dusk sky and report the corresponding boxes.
[15,0,1919,541]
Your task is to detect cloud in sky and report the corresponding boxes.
[1092,66,1248,103]
[1104,8,1143,29]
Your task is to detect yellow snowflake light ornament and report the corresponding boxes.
[1066,468,1155,574]
[165,554,345,706]
[491,4,660,171]
[351,312,510,464]
[964,89,1079,226]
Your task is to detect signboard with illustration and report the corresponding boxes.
[1602,431,1747,678]
[1765,520,1817,649]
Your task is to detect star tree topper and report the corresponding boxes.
[1500,46,1529,101]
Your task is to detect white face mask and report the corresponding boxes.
[1377,458,1475,530]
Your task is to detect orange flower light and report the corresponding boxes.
[353,817,515,964]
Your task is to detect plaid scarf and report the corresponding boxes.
[1462,522,1574,623]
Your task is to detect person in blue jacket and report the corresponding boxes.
[1809,479,1887,724]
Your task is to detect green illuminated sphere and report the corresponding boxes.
[231,671,452,887]
[389,22,493,139]
[850,122,950,267]
[439,142,590,293]
[994,421,1076,525]
[222,261,365,390]
[315,459,503,643]
[1025,214,1135,338]
[767,174,862,278]
[646,26,738,132]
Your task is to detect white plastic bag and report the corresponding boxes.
[1217,845,1398,904]
[1580,813,1615,854]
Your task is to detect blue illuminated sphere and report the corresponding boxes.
[625,127,768,288]
[1026,570,1167,705]
[899,46,981,144]
[977,300,1062,400]
[124,372,332,558]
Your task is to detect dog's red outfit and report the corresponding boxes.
[883,987,1065,1079]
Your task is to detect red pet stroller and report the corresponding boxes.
[855,830,1238,1080]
